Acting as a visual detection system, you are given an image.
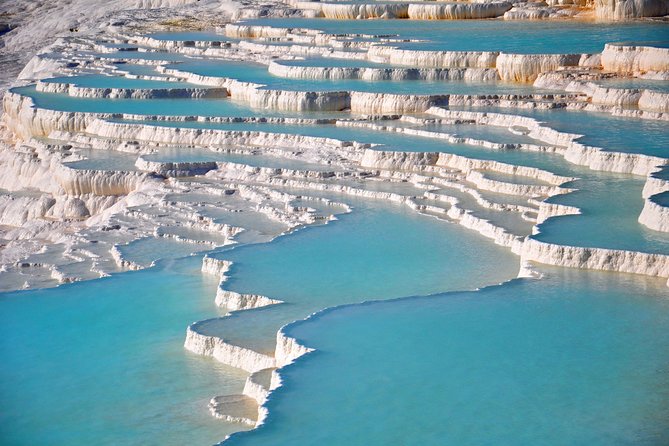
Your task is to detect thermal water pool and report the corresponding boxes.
[237,19,669,54]
[197,197,519,355]
[167,59,548,95]
[0,195,518,444]
[226,267,669,446]
[11,85,348,118]
[3,14,669,446]
[0,256,249,445]
[110,118,669,254]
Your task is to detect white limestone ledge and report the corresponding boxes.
[563,142,666,177]
[360,149,573,195]
[642,167,669,199]
[268,60,498,82]
[135,156,219,177]
[310,1,513,19]
[350,91,449,114]
[602,43,669,73]
[368,45,498,69]
[201,255,233,277]
[337,118,561,156]
[517,237,669,283]
[185,322,276,373]
[407,2,512,19]
[591,84,667,110]
[130,35,232,50]
[35,80,228,99]
[216,289,284,312]
[427,107,668,176]
[0,144,155,197]
[242,368,277,406]
[535,73,669,114]
[160,66,454,113]
[595,0,669,20]
[533,200,581,225]
[225,24,294,39]
[638,192,669,233]
[81,119,365,155]
[110,244,145,271]
[5,90,665,185]
[319,2,410,19]
[275,327,314,368]
[4,91,101,139]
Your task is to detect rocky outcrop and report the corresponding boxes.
[274,329,314,368]
[3,91,97,138]
[601,44,669,73]
[638,90,669,113]
[320,2,409,19]
[595,0,669,19]
[638,193,669,233]
[306,1,512,19]
[407,2,512,19]
[0,193,56,226]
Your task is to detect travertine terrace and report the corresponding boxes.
[1,0,668,442]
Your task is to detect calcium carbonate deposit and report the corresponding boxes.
[0,0,668,444]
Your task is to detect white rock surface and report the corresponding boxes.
[595,0,669,19]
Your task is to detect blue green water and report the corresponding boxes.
[0,257,248,445]
[110,118,669,253]
[114,119,575,172]
[38,88,669,254]
[239,19,669,54]
[536,173,669,254]
[450,106,669,158]
[4,16,669,446]
[522,109,669,158]
[199,199,518,354]
[0,196,517,444]
[227,267,669,446]
[11,85,339,118]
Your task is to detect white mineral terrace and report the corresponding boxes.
[1,0,668,440]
